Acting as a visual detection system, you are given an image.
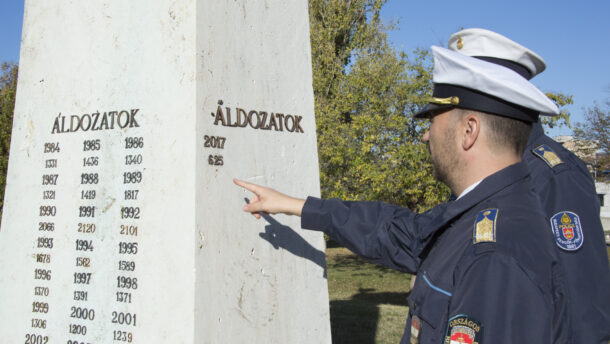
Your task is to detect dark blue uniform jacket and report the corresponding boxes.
[524,123,610,343]
[302,163,569,343]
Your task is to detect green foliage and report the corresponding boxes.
[0,62,18,220]
[309,0,449,211]
[542,92,573,130]
[573,99,610,181]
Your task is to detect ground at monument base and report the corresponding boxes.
[326,246,412,344]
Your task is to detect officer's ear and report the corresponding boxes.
[460,112,480,151]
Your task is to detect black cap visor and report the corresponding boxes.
[415,84,539,122]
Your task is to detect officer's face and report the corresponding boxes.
[423,109,461,188]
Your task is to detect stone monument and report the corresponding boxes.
[0,1,331,343]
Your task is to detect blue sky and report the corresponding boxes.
[380,0,610,136]
[1,0,609,136]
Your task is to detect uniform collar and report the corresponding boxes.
[416,162,530,252]
[526,122,545,148]
[456,180,483,200]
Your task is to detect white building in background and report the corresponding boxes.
[596,182,610,234]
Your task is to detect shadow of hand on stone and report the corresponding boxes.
[246,198,327,278]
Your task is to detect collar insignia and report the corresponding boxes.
[532,144,563,168]
[473,208,497,244]
[550,211,584,251]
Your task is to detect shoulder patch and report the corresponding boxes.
[444,314,483,344]
[473,208,497,244]
[550,211,584,251]
[532,144,563,168]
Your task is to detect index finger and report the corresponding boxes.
[233,178,260,193]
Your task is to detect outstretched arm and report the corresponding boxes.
[233,179,305,219]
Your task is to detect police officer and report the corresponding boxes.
[235,45,569,343]
[448,28,610,343]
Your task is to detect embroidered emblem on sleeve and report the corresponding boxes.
[532,144,563,168]
[473,209,497,244]
[444,314,483,344]
[410,315,421,344]
[550,211,584,251]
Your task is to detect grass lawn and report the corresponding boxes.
[326,244,610,344]
[326,246,412,344]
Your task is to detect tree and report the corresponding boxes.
[0,62,18,221]
[309,0,448,211]
[573,99,610,181]
[543,92,573,129]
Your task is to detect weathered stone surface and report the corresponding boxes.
[0,1,330,343]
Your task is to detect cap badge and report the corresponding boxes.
[444,314,482,344]
[532,144,563,168]
[457,37,464,50]
[550,211,583,251]
[473,209,497,244]
[425,96,460,106]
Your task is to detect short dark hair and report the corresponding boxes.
[479,111,532,156]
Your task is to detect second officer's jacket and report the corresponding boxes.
[301,162,569,343]
[524,123,610,343]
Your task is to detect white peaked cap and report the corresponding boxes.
[416,46,559,120]
[448,28,546,79]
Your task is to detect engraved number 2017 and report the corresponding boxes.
[204,135,226,149]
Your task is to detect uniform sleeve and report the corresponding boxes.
[537,165,610,343]
[301,197,445,273]
[446,251,557,343]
